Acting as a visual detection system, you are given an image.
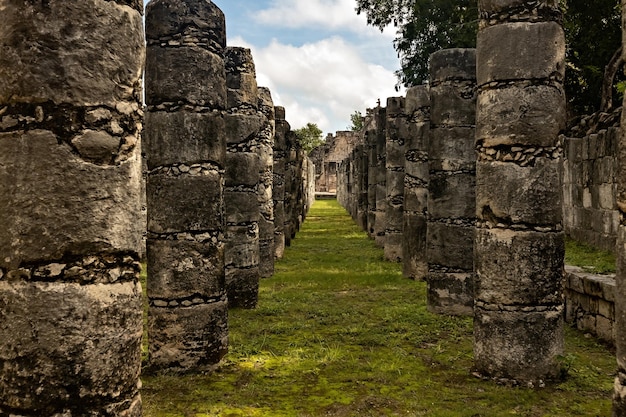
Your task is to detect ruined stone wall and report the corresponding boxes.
[373,109,388,247]
[562,110,621,254]
[145,0,228,372]
[311,131,363,193]
[426,49,476,316]
[384,97,408,262]
[403,86,430,280]
[0,1,145,414]
[474,0,566,384]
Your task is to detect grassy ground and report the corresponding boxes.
[564,238,616,274]
[142,200,615,417]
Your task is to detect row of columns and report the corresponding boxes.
[0,0,315,414]
[338,0,568,388]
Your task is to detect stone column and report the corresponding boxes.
[385,97,408,262]
[474,0,566,384]
[273,107,288,258]
[284,131,297,247]
[357,144,370,231]
[145,0,228,372]
[224,47,262,308]
[258,87,276,278]
[0,1,144,415]
[367,119,379,238]
[374,108,388,247]
[615,1,626,413]
[426,49,476,315]
[403,85,430,280]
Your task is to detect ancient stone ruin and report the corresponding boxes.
[224,46,262,309]
[402,86,430,280]
[144,0,229,372]
[473,0,566,383]
[0,0,145,414]
[426,49,476,316]
[384,97,409,262]
[257,87,276,278]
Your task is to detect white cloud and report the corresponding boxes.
[229,35,401,134]
[257,0,395,40]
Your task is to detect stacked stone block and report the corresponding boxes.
[474,0,566,384]
[0,1,144,414]
[357,144,370,231]
[384,97,408,262]
[562,123,619,253]
[224,47,262,308]
[258,87,276,278]
[145,0,228,372]
[273,107,288,258]
[426,49,477,316]
[403,86,431,280]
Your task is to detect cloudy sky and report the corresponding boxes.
[146,0,403,135]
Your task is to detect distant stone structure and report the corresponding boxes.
[224,46,262,308]
[384,97,408,262]
[403,86,430,280]
[310,131,363,193]
[426,49,476,316]
[0,1,144,414]
[474,0,566,384]
[144,0,228,372]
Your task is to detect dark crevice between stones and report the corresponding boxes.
[149,294,226,308]
[1,252,141,285]
[479,206,562,232]
[0,102,141,166]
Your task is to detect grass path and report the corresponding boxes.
[142,199,615,417]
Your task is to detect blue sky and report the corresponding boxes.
[146,0,402,135]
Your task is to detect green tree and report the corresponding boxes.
[562,0,622,115]
[356,0,622,117]
[348,110,364,131]
[294,123,324,154]
[356,0,477,87]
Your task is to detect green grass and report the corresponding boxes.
[565,237,616,274]
[142,200,616,417]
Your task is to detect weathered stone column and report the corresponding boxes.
[374,108,388,247]
[474,1,566,384]
[367,116,379,238]
[284,131,298,247]
[0,1,144,414]
[355,143,368,230]
[224,47,262,308]
[426,49,476,315]
[273,107,288,258]
[403,85,430,280]
[258,87,276,278]
[614,1,626,413]
[385,97,408,262]
[145,0,228,372]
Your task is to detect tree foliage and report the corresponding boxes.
[356,0,477,87]
[562,0,622,116]
[356,0,622,117]
[348,110,364,131]
[294,122,324,154]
